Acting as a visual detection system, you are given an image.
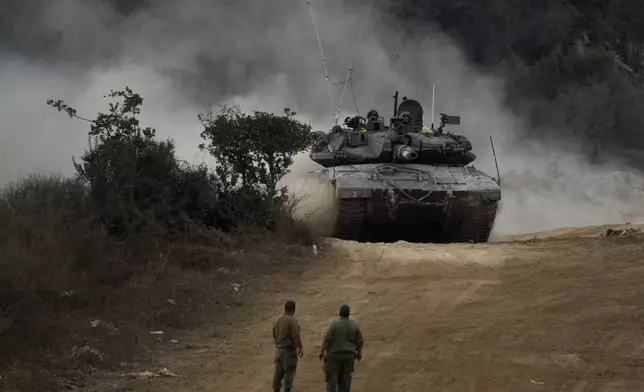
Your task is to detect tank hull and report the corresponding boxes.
[315,163,501,243]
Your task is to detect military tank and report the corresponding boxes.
[309,92,501,243]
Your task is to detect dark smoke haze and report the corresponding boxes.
[1,0,643,235]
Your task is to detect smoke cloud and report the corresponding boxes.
[1,0,642,236]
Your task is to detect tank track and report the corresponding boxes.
[332,199,366,241]
[454,201,499,243]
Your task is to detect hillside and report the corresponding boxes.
[387,0,644,168]
[3,1,644,391]
[82,224,644,391]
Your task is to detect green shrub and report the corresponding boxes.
[0,87,316,373]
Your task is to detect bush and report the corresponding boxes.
[198,106,313,195]
[0,174,114,361]
[198,104,314,230]
[0,174,108,292]
[75,136,220,238]
[0,87,316,381]
[47,88,314,238]
[49,88,221,239]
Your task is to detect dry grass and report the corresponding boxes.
[0,174,317,391]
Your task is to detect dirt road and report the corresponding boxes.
[108,225,644,391]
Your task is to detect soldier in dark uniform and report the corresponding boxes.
[272,300,304,392]
[318,304,364,392]
[366,109,379,122]
[366,109,384,131]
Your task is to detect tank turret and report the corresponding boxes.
[310,96,476,168]
[308,91,501,244]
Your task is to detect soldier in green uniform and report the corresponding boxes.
[272,300,304,392]
[318,304,364,392]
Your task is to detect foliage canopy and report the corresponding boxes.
[198,105,314,197]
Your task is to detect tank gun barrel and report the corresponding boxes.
[393,145,418,161]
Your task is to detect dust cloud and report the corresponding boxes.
[1,0,643,236]
[283,160,338,238]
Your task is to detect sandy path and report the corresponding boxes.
[108,231,644,392]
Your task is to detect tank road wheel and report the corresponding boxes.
[453,201,498,243]
[333,198,366,241]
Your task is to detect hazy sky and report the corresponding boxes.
[1,0,642,234]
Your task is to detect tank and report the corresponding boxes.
[309,92,502,243]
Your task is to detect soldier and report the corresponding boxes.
[366,109,379,122]
[365,109,384,131]
[318,304,364,392]
[400,111,412,124]
[272,300,304,392]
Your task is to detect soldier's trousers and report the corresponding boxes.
[323,352,356,392]
[273,347,298,391]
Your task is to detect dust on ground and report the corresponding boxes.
[88,224,644,392]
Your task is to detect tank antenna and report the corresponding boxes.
[332,0,374,124]
[431,84,436,129]
[489,136,501,186]
[395,53,422,105]
[307,0,375,125]
[307,1,341,120]
[393,90,399,118]
[331,145,337,180]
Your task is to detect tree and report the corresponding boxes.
[47,87,219,237]
[606,0,644,71]
[198,105,314,199]
[48,87,155,142]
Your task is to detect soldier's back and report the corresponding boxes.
[273,314,299,349]
[327,318,362,354]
